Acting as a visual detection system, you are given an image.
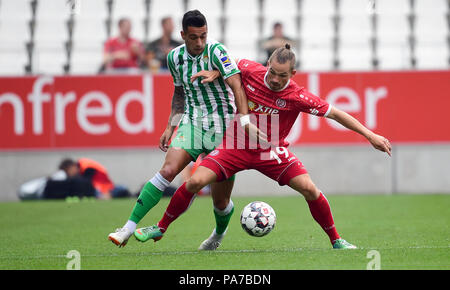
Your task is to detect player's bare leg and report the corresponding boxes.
[185,165,219,193]
[108,147,192,247]
[160,147,195,181]
[210,177,234,210]
[198,175,235,251]
[288,174,321,201]
[289,174,357,249]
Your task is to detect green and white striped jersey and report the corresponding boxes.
[167,39,240,134]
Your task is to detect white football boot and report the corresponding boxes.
[198,228,227,251]
[108,227,133,248]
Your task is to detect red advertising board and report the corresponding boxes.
[0,71,449,150]
[287,70,450,145]
[0,74,172,149]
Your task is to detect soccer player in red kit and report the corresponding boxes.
[134,44,392,250]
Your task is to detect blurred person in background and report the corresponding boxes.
[146,16,182,72]
[77,158,130,200]
[18,158,95,200]
[262,22,293,63]
[19,158,130,200]
[51,158,80,181]
[42,158,96,200]
[101,18,145,73]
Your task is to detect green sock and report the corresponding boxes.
[129,181,163,224]
[213,201,234,235]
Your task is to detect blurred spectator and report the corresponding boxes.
[53,158,80,180]
[42,158,96,200]
[146,16,182,72]
[18,158,130,200]
[262,22,293,63]
[101,18,145,73]
[77,158,130,200]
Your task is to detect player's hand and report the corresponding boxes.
[368,133,392,156]
[244,123,269,148]
[159,128,174,152]
[190,70,220,84]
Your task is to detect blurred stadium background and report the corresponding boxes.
[0,0,449,201]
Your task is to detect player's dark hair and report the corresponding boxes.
[269,43,296,70]
[182,10,207,32]
[59,158,77,171]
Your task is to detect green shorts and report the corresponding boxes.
[170,123,235,182]
[170,123,224,161]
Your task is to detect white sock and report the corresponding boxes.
[123,220,136,232]
[212,200,233,238]
[211,228,227,239]
[214,199,234,216]
[149,172,171,192]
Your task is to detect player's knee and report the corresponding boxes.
[296,180,320,200]
[159,166,178,182]
[186,175,207,193]
[301,185,320,200]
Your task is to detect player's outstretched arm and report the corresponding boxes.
[191,71,248,114]
[160,86,185,152]
[326,106,392,156]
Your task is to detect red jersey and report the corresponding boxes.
[103,37,143,69]
[230,59,331,149]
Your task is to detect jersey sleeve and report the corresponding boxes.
[295,89,332,117]
[167,50,182,86]
[211,43,240,79]
[236,59,252,80]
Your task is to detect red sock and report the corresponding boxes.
[306,192,340,244]
[157,182,195,232]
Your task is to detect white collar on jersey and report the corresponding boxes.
[264,70,290,92]
[186,49,203,60]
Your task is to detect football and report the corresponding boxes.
[240,201,276,237]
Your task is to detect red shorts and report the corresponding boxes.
[201,147,308,186]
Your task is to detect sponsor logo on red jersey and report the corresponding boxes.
[248,101,279,115]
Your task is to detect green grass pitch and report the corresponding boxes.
[0,194,449,270]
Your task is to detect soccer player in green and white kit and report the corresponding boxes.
[108,10,262,248]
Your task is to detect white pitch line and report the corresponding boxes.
[1,245,449,260]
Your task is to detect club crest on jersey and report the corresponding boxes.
[275,98,286,108]
[248,100,279,115]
